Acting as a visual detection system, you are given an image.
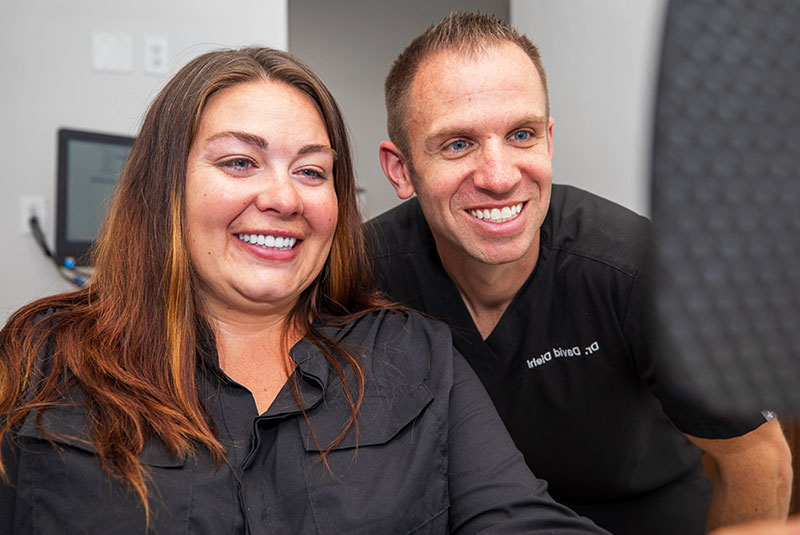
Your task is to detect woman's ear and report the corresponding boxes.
[379,141,416,199]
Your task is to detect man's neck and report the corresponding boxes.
[437,235,540,340]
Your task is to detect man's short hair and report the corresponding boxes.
[385,11,550,157]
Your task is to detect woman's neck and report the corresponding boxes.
[207,310,303,415]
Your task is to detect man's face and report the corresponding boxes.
[403,42,554,268]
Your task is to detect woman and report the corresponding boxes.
[0,47,604,534]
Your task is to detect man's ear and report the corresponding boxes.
[546,116,554,159]
[379,140,416,199]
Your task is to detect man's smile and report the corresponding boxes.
[468,202,524,223]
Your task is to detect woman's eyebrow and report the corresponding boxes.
[203,133,336,160]
[298,144,338,161]
[206,131,268,150]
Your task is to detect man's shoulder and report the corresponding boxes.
[545,184,651,277]
[365,197,434,258]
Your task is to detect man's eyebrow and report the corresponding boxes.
[298,144,338,161]
[206,131,268,149]
[511,115,549,130]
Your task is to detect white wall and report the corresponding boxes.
[1,1,669,323]
[288,0,509,221]
[288,0,666,219]
[0,0,286,324]
[511,0,668,215]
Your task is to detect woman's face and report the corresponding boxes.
[184,79,338,319]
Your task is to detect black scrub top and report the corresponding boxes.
[1,310,607,535]
[366,186,766,535]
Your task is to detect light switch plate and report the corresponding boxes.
[92,32,134,73]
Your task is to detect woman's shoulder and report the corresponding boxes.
[347,309,454,354]
[1,299,86,363]
[364,308,452,340]
[332,309,456,386]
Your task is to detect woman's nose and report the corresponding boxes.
[254,173,303,215]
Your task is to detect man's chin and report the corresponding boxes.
[457,240,536,267]
[432,226,539,270]
[471,250,529,266]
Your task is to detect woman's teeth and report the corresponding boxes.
[237,233,297,250]
[469,202,523,223]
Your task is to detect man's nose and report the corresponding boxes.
[472,139,521,194]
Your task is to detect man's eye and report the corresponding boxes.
[511,130,532,142]
[447,140,469,152]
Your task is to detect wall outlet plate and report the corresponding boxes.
[20,195,46,236]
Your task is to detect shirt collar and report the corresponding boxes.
[196,319,352,417]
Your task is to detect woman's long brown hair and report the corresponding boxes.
[0,48,387,519]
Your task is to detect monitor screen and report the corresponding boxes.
[56,128,135,265]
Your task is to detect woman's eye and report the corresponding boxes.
[230,158,252,169]
[219,157,255,172]
[298,168,327,180]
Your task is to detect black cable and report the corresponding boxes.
[28,214,89,287]
[29,214,53,258]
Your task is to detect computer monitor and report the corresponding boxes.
[55,128,135,266]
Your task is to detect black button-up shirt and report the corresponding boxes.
[2,310,606,534]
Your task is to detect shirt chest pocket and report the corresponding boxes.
[14,405,191,535]
[297,382,449,535]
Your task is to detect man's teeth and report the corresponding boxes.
[237,234,297,250]
[469,202,523,223]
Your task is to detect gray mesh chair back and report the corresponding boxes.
[651,0,800,415]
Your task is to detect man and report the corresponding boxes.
[367,12,792,535]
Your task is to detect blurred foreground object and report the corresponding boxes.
[651,0,800,415]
